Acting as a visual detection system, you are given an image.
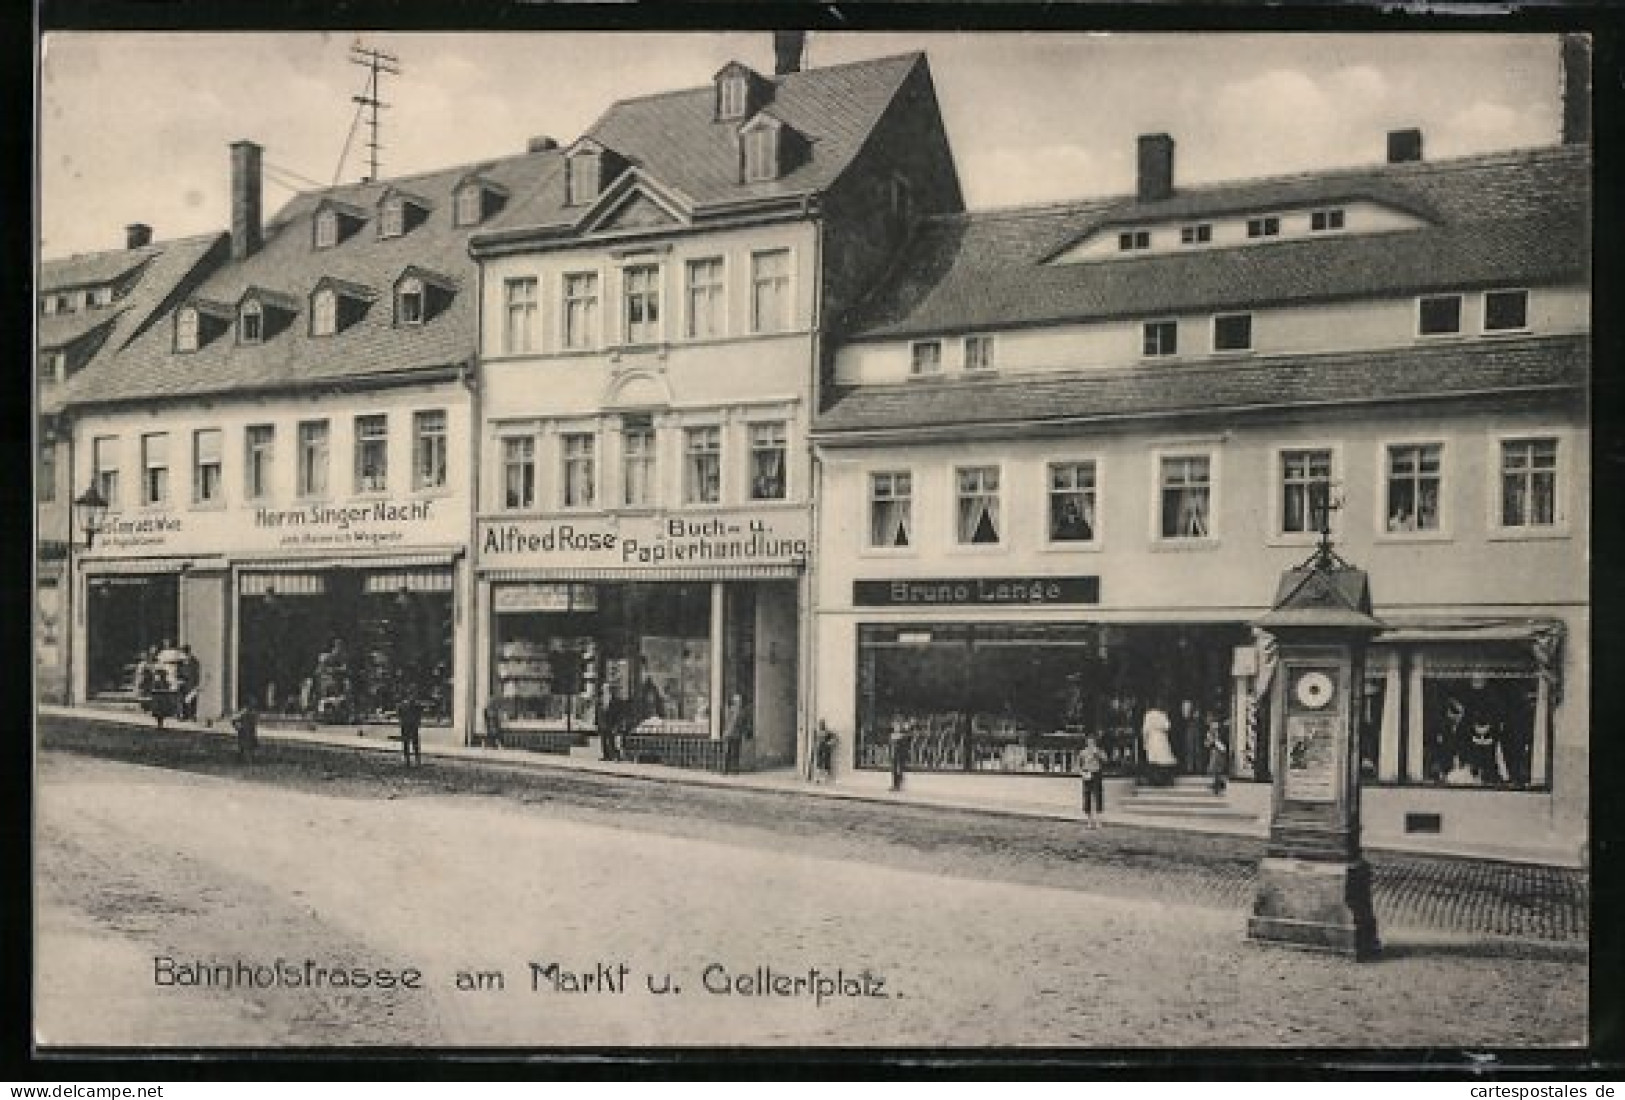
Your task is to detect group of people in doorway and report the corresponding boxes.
[134,640,201,728]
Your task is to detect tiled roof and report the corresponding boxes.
[844,145,1590,340]
[814,334,1587,436]
[62,148,562,408]
[39,246,156,292]
[38,308,121,352]
[484,52,926,235]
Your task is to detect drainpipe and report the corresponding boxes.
[461,354,481,745]
[798,213,827,781]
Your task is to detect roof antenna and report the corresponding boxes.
[346,39,402,183]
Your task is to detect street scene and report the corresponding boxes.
[36,30,1590,1051]
[37,715,1586,1048]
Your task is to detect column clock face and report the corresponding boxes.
[1292,669,1337,711]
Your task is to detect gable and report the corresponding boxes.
[598,191,684,233]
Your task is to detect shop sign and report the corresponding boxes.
[88,497,458,557]
[254,499,439,550]
[94,511,185,551]
[479,510,811,570]
[493,583,599,613]
[853,577,1100,607]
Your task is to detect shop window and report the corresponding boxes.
[297,420,330,499]
[964,334,995,372]
[413,410,448,491]
[1280,449,1332,535]
[1143,320,1178,357]
[748,422,787,501]
[502,435,536,511]
[141,432,169,507]
[354,415,389,493]
[1418,294,1462,336]
[1048,461,1097,543]
[1485,289,1529,333]
[561,432,596,509]
[1419,668,1546,789]
[869,471,912,549]
[1500,437,1558,530]
[623,265,662,346]
[93,435,120,508]
[686,258,725,339]
[504,277,539,354]
[86,574,178,697]
[245,424,275,501]
[684,426,722,505]
[751,249,790,334]
[955,466,1001,545]
[1385,442,1442,533]
[1159,455,1211,539]
[621,422,656,507]
[192,428,223,506]
[563,273,599,350]
[910,340,942,377]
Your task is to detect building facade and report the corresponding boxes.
[466,47,962,766]
[812,133,1589,861]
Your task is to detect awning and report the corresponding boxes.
[1375,618,1561,645]
[482,564,802,582]
[234,548,463,572]
[82,557,222,575]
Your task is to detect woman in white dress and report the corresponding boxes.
[1141,704,1178,777]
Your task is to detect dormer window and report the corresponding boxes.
[720,75,748,119]
[309,278,375,336]
[398,278,424,325]
[743,125,777,182]
[315,210,338,249]
[312,288,337,337]
[1180,223,1212,245]
[1246,216,1281,239]
[568,153,599,207]
[1118,230,1151,252]
[376,188,430,238]
[175,299,233,351]
[713,62,768,122]
[381,197,405,239]
[392,267,454,327]
[239,300,264,345]
[453,176,509,226]
[175,308,198,351]
[456,186,482,226]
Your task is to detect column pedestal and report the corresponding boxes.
[1248,855,1378,959]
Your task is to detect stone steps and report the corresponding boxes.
[1117,778,1259,822]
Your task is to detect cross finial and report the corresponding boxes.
[1311,486,1348,572]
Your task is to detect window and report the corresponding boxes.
[240,300,263,345]
[567,156,598,206]
[1213,313,1253,353]
[964,335,995,371]
[561,433,596,508]
[910,340,942,376]
[41,296,56,316]
[176,307,199,352]
[1385,443,1443,533]
[1485,289,1529,333]
[1118,230,1151,252]
[93,436,119,508]
[1310,208,1346,232]
[749,422,788,501]
[956,466,1001,545]
[1159,455,1211,539]
[413,410,448,491]
[1246,216,1280,239]
[563,273,600,350]
[719,76,747,119]
[751,249,791,334]
[192,429,223,505]
[622,421,656,507]
[49,352,67,385]
[245,424,274,501]
[1143,320,1178,357]
[297,421,330,499]
[1500,438,1558,529]
[1418,295,1462,336]
[315,211,338,249]
[312,288,337,337]
[398,278,425,326]
[743,126,777,182]
[869,472,912,549]
[141,432,169,506]
[1048,461,1097,543]
[92,286,114,307]
[381,197,404,238]
[456,186,482,226]
[38,440,56,503]
[504,277,538,354]
[354,415,388,493]
[623,265,661,345]
[686,258,725,338]
[502,436,536,510]
[684,426,722,504]
[1180,224,1212,245]
[1280,449,1332,535]
[82,290,95,309]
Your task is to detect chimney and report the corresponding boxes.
[125,223,152,250]
[773,31,806,76]
[527,135,559,154]
[1387,128,1423,164]
[1561,33,1591,145]
[230,140,263,261]
[1136,133,1174,203]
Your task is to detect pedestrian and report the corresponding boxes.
[1140,702,1177,785]
[228,702,260,762]
[722,693,748,774]
[814,721,837,784]
[1204,717,1229,795]
[398,687,424,767]
[888,717,910,792]
[1077,732,1106,828]
[178,643,202,720]
[482,699,506,749]
[598,683,627,761]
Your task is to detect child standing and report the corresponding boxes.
[1078,734,1106,829]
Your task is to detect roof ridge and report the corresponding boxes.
[275,145,563,207]
[594,50,924,113]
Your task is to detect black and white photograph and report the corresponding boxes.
[33,27,1591,1053]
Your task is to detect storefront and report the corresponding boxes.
[477,509,808,769]
[84,567,181,699]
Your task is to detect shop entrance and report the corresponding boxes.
[86,574,179,698]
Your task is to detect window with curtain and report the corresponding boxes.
[354,415,389,493]
[245,424,275,501]
[297,421,329,498]
[956,466,1001,545]
[622,422,655,507]
[1386,443,1442,532]
[1159,455,1211,539]
[413,410,447,491]
[684,426,722,504]
[502,436,535,510]
[504,277,538,354]
[748,422,787,500]
[869,472,912,549]
[193,428,223,505]
[1048,461,1096,543]
[564,272,599,350]
[1280,449,1331,535]
[562,432,596,508]
[686,258,725,338]
[1500,437,1558,529]
[624,265,661,345]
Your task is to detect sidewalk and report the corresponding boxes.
[36,703,1579,867]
